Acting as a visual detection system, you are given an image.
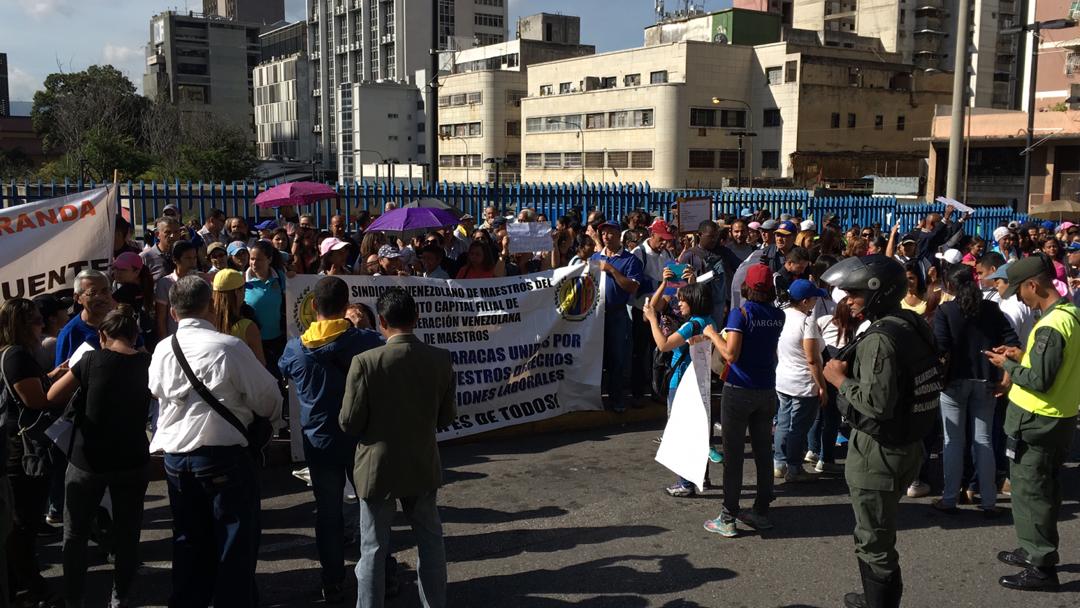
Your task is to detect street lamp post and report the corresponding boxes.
[438,134,473,182]
[712,97,754,188]
[484,157,505,213]
[549,119,585,184]
[1003,18,1077,211]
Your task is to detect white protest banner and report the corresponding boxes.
[0,187,116,301]
[655,340,713,490]
[285,263,606,443]
[677,196,712,234]
[935,196,975,215]
[507,222,553,254]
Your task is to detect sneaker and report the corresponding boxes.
[703,517,737,537]
[708,448,723,463]
[1001,478,1012,496]
[804,450,819,464]
[665,482,696,497]
[713,422,723,435]
[291,467,312,486]
[653,435,664,445]
[906,480,931,498]
[784,467,815,483]
[45,513,63,526]
[736,510,774,530]
[322,582,346,604]
[773,463,788,478]
[814,460,843,474]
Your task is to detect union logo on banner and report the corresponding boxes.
[554,268,599,322]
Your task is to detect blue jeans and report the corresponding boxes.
[356,491,446,608]
[164,446,261,608]
[774,392,820,468]
[308,457,359,586]
[603,307,632,410]
[939,379,996,509]
[807,386,841,463]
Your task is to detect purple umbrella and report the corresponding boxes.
[366,206,461,235]
[254,181,338,208]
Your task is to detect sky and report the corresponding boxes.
[0,0,729,104]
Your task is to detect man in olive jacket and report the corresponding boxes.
[339,287,457,608]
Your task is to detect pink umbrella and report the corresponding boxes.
[254,181,338,208]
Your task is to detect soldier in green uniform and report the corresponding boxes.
[821,255,945,608]
[986,255,1080,591]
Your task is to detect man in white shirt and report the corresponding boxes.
[149,275,281,608]
[631,218,675,398]
[986,263,1036,344]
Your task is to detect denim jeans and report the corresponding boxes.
[62,463,149,606]
[939,379,996,509]
[807,386,841,463]
[603,307,632,410]
[720,385,777,521]
[356,491,446,608]
[773,392,820,468]
[164,446,261,608]
[307,458,359,587]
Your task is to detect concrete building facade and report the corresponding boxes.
[520,38,951,189]
[144,11,263,133]
[0,53,8,118]
[203,0,285,25]
[437,14,596,184]
[254,22,313,163]
[306,0,509,175]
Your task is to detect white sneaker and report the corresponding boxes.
[804,450,819,464]
[814,460,843,474]
[291,467,312,486]
[906,480,930,498]
[713,422,723,435]
[773,463,788,479]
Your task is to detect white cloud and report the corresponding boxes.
[103,43,141,65]
[17,0,74,19]
[7,67,42,101]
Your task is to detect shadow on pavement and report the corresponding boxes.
[447,524,668,562]
[439,504,569,524]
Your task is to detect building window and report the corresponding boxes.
[600,76,617,89]
[720,110,746,128]
[439,155,453,167]
[761,150,780,169]
[388,113,399,119]
[525,117,542,132]
[874,114,884,130]
[475,32,504,46]
[607,151,629,168]
[633,109,654,127]
[624,73,641,87]
[539,84,553,96]
[466,91,482,104]
[717,150,743,169]
[831,113,840,128]
[559,82,572,94]
[608,111,629,128]
[763,108,781,127]
[563,152,582,167]
[474,12,504,28]
[785,60,798,83]
[585,113,605,129]
[630,150,653,169]
[468,122,482,136]
[848,67,860,86]
[543,152,562,168]
[507,89,526,105]
[585,152,605,168]
[847,113,856,128]
[765,66,782,85]
[438,95,451,107]
[475,0,504,6]
[897,115,906,131]
[506,121,520,136]
[525,153,541,168]
[689,150,715,169]
[650,70,668,84]
[690,108,717,127]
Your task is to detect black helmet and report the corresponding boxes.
[820,254,906,318]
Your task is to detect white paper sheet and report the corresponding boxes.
[67,342,95,367]
[655,341,712,490]
[507,222,553,253]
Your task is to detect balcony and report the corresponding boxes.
[914,36,943,54]
[915,15,943,30]
[914,54,944,70]
[999,0,1016,15]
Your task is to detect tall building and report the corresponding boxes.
[144,11,264,134]
[791,0,1021,109]
[254,22,313,162]
[436,13,596,183]
[203,0,285,25]
[307,0,509,174]
[0,53,9,117]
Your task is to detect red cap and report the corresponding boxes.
[648,218,674,240]
[744,264,772,291]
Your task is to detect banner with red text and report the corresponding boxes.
[285,264,606,443]
[0,187,116,301]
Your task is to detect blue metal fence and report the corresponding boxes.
[0,179,1026,241]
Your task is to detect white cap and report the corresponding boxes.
[800,219,816,232]
[993,226,1010,242]
[935,248,963,265]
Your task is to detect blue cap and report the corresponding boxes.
[254,219,278,231]
[739,208,753,218]
[226,241,248,256]
[788,279,828,301]
[1065,242,1080,252]
[775,220,798,235]
[1041,220,1056,230]
[986,262,1010,282]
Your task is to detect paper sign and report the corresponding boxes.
[655,341,712,490]
[677,197,713,234]
[67,342,95,367]
[935,196,975,215]
[507,222,553,254]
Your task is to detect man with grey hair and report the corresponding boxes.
[54,269,115,366]
[142,216,184,281]
[149,275,280,607]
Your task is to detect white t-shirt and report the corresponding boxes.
[816,314,849,350]
[775,307,823,397]
[998,294,1035,345]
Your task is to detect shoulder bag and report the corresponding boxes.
[1,347,54,477]
[170,335,273,465]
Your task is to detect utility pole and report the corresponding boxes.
[945,0,970,201]
[428,0,440,191]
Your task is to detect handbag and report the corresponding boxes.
[45,386,82,459]
[1,347,53,478]
[170,335,272,464]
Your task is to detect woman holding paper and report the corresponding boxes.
[644,275,716,498]
[47,305,152,608]
[700,264,785,538]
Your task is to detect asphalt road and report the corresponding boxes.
[39,416,1080,607]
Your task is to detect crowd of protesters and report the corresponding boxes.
[1,195,1079,607]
